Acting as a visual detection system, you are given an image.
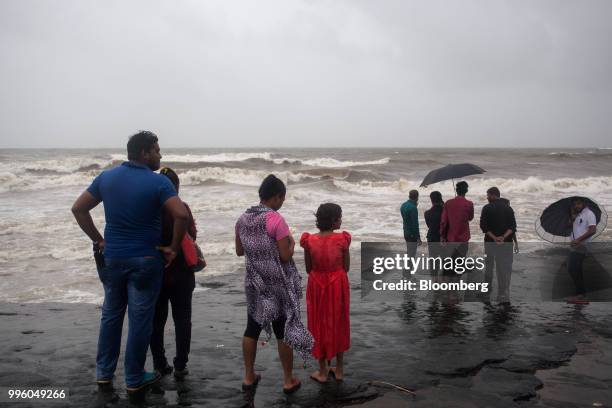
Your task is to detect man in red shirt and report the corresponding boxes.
[440,181,474,262]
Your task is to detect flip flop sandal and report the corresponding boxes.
[241,374,261,391]
[283,379,301,395]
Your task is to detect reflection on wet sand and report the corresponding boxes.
[1,245,610,407]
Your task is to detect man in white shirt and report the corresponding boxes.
[567,198,597,302]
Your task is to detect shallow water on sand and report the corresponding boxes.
[0,264,610,407]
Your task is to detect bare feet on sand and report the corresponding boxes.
[310,370,329,383]
[330,366,344,380]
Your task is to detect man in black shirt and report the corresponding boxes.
[479,187,517,305]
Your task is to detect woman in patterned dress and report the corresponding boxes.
[235,175,313,394]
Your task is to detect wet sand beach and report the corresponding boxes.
[1,250,611,408]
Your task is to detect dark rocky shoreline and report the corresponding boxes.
[0,268,611,407]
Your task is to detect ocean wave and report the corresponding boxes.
[0,153,390,190]
[3,160,612,198]
[0,157,117,174]
[0,170,94,193]
[179,167,322,187]
[156,152,274,164]
[156,152,390,168]
[295,157,390,168]
[333,176,612,197]
[547,151,609,157]
[49,245,93,262]
[333,178,415,194]
[475,176,612,196]
[200,242,238,257]
[0,165,334,192]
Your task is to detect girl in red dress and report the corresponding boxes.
[300,203,351,383]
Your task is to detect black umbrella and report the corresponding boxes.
[535,196,608,243]
[420,163,486,188]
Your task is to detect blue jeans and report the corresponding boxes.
[96,256,163,387]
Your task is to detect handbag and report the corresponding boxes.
[193,242,206,272]
[180,234,206,272]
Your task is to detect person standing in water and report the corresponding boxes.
[149,167,198,379]
[424,191,444,275]
[498,197,519,254]
[235,175,313,394]
[71,131,189,397]
[567,197,597,303]
[401,190,421,258]
[479,187,517,305]
[300,203,351,383]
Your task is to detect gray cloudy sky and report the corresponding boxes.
[1,0,611,148]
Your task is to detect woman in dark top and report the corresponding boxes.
[425,191,444,274]
[150,167,198,379]
[425,191,444,242]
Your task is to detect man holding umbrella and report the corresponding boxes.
[440,181,474,261]
[568,197,597,301]
[420,163,483,273]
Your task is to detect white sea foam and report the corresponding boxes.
[179,167,320,187]
[199,241,236,257]
[334,176,612,197]
[547,151,603,157]
[156,152,389,168]
[0,171,94,193]
[22,157,114,173]
[25,289,103,305]
[476,176,612,196]
[0,154,389,192]
[0,157,117,174]
[288,157,390,168]
[49,246,92,262]
[159,152,273,163]
[333,178,414,195]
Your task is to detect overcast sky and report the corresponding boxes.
[0,0,611,148]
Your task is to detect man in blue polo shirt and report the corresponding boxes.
[71,131,189,397]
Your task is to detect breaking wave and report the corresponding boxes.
[158,153,390,168]
[333,176,612,197]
